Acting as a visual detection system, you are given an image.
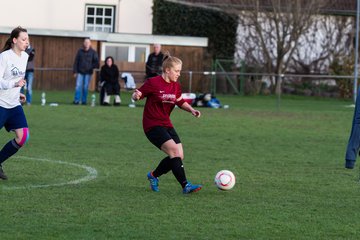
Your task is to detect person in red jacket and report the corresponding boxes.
[132,52,202,194]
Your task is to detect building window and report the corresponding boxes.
[102,43,150,63]
[85,5,114,33]
[135,47,147,62]
[106,46,129,61]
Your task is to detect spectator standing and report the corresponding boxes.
[100,56,121,106]
[23,44,35,105]
[145,44,164,79]
[73,38,99,105]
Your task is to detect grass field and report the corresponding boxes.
[1,91,360,239]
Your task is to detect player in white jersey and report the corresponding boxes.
[0,27,29,180]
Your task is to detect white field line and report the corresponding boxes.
[2,156,98,190]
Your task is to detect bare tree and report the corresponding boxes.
[290,15,353,74]
[165,0,353,94]
[235,0,328,93]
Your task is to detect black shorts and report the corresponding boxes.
[145,126,181,149]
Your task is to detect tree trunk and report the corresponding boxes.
[275,74,283,95]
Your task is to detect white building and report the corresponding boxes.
[0,0,208,91]
[0,0,207,63]
[0,0,153,34]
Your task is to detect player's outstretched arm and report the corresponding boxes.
[179,101,201,118]
[132,89,142,101]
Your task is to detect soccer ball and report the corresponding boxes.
[214,170,236,190]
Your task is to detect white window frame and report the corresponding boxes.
[85,5,115,33]
[101,43,150,63]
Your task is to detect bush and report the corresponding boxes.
[329,57,354,99]
[152,0,238,59]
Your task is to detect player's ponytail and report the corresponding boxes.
[2,38,13,53]
[162,51,182,70]
[1,26,27,53]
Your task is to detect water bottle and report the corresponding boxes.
[128,98,136,108]
[91,93,96,107]
[41,92,46,106]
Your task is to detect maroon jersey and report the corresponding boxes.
[138,75,183,132]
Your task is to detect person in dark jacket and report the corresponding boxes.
[145,44,164,79]
[100,56,121,106]
[23,44,35,105]
[73,38,99,105]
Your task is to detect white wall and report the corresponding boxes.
[0,0,153,34]
[118,0,153,34]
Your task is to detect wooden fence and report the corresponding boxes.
[0,34,209,92]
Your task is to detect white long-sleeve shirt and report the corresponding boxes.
[0,49,28,108]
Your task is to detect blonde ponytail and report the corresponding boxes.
[162,51,182,71]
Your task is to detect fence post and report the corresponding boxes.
[211,59,217,94]
[276,74,284,111]
[188,71,193,93]
[240,60,245,95]
[354,0,360,103]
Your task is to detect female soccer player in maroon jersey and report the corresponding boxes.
[132,53,202,194]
